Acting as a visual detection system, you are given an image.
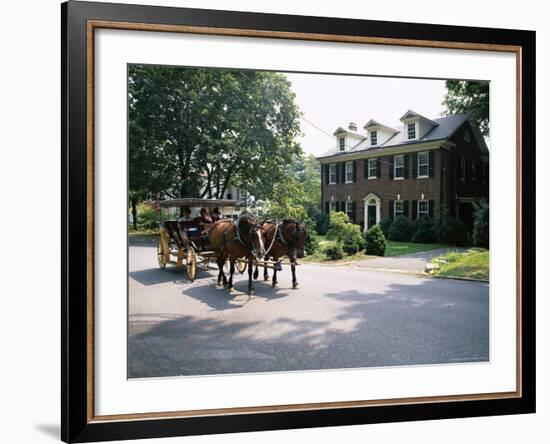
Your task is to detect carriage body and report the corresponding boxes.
[156,198,243,280]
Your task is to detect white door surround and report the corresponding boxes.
[363,193,381,232]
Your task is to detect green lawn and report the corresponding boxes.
[385,241,449,257]
[301,236,451,263]
[431,249,489,280]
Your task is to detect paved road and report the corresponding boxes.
[355,248,466,273]
[128,238,488,378]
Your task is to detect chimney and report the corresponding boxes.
[348,122,357,132]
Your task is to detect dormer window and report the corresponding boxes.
[407,122,416,140]
[339,137,346,152]
[370,131,377,146]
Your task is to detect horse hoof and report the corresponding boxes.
[228,286,234,292]
[264,276,270,281]
[272,282,278,288]
[248,289,255,296]
[293,283,299,289]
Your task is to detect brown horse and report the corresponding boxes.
[208,212,265,295]
[254,219,307,289]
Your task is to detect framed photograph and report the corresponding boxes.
[62,1,535,442]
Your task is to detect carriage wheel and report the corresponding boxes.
[236,258,247,274]
[157,240,167,269]
[186,247,197,282]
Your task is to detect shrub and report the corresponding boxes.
[438,216,470,246]
[323,244,344,260]
[379,218,393,237]
[314,212,330,236]
[137,202,162,230]
[388,215,415,242]
[472,199,489,248]
[326,211,352,241]
[364,224,386,256]
[342,224,364,255]
[412,217,438,243]
[304,231,320,256]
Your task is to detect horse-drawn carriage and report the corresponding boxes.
[156,198,246,281]
[156,197,307,294]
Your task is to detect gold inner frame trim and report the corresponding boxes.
[86,19,523,423]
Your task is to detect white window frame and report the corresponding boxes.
[471,159,476,180]
[368,158,378,179]
[394,154,405,180]
[418,199,429,217]
[394,200,404,218]
[407,122,416,140]
[345,161,354,183]
[345,200,354,217]
[370,130,377,146]
[329,164,336,184]
[329,200,337,212]
[460,155,466,181]
[417,151,429,178]
[339,137,346,152]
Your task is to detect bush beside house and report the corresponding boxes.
[364,224,386,256]
[472,199,489,248]
[388,215,415,242]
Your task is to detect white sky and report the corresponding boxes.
[284,72,448,156]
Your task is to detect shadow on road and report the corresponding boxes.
[128,278,489,378]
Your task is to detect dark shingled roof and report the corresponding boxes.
[317,114,469,159]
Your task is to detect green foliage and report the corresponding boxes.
[128,65,302,199]
[437,215,470,246]
[379,218,393,237]
[314,212,330,235]
[472,199,489,248]
[412,217,438,243]
[342,224,365,255]
[323,243,344,260]
[136,202,163,230]
[305,231,321,256]
[443,80,489,136]
[364,224,386,256]
[388,215,415,242]
[326,211,352,241]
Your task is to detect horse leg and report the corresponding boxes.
[271,256,278,288]
[263,255,269,281]
[290,253,298,289]
[228,259,235,291]
[248,256,255,295]
[216,256,226,286]
[253,263,259,280]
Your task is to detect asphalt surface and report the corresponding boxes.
[128,237,489,378]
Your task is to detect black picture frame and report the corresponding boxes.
[62,1,536,442]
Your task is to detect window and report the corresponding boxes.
[471,159,476,180]
[460,156,466,180]
[345,161,353,183]
[418,200,429,217]
[368,158,378,178]
[346,200,354,216]
[394,154,405,179]
[329,164,336,184]
[464,131,471,142]
[339,137,346,152]
[370,130,377,146]
[330,201,337,212]
[394,200,404,218]
[407,122,416,139]
[417,151,429,177]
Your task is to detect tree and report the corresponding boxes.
[472,199,489,248]
[128,65,302,202]
[442,80,489,136]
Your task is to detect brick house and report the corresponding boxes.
[317,110,489,232]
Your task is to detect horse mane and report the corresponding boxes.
[238,212,258,229]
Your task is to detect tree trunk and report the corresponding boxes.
[131,198,138,231]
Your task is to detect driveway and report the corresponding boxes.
[128,238,488,378]
[355,248,466,273]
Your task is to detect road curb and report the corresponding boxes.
[431,274,489,283]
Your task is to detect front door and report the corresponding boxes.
[367,205,377,229]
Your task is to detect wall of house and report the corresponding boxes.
[321,149,442,229]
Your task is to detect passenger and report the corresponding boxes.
[177,206,193,222]
[198,207,213,224]
[211,207,221,222]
